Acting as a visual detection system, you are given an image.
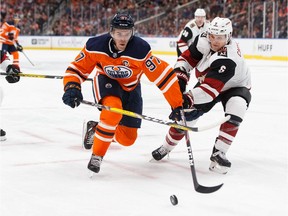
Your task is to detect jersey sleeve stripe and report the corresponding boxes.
[199,84,219,98]
[153,65,171,85]
[93,74,101,101]
[67,66,88,80]
[157,70,174,89]
[161,76,178,93]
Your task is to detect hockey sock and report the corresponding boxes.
[163,127,185,151]
[214,116,241,153]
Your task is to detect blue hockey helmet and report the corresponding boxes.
[110,12,134,30]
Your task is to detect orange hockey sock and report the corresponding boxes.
[92,96,123,156]
[12,51,19,66]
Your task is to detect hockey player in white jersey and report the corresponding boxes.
[152,17,252,174]
[176,8,209,56]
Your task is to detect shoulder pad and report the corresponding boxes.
[6,21,14,25]
[124,36,151,59]
[86,34,111,52]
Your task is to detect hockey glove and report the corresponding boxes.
[185,109,204,122]
[174,68,189,93]
[183,92,194,109]
[5,65,20,83]
[169,106,183,121]
[16,42,23,52]
[62,82,83,108]
[182,93,204,121]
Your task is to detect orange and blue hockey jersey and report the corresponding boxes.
[63,33,183,109]
[0,21,20,45]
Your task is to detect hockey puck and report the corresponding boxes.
[170,195,178,205]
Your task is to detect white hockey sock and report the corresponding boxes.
[163,127,185,151]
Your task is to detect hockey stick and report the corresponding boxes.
[180,109,223,193]
[21,50,35,66]
[13,43,35,66]
[81,100,230,132]
[0,72,93,81]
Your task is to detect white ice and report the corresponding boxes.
[0,50,287,216]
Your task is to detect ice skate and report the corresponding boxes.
[151,145,170,161]
[87,154,103,173]
[209,147,231,174]
[83,120,98,150]
[0,129,6,141]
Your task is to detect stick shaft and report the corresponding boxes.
[0,72,93,81]
[21,50,35,66]
[81,100,230,132]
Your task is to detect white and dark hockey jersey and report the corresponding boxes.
[175,32,251,105]
[176,19,210,56]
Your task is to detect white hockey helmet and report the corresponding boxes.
[194,8,206,17]
[208,17,233,43]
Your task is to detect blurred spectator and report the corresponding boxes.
[278,25,287,38]
[0,0,287,38]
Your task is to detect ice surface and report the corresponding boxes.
[0,50,287,216]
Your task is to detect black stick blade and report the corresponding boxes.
[195,183,223,194]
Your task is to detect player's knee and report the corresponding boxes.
[115,125,138,146]
[100,96,123,125]
[225,96,247,120]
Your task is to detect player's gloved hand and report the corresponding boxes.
[182,92,204,121]
[16,44,23,52]
[174,68,189,93]
[8,32,14,40]
[62,82,83,108]
[5,65,20,83]
[183,92,194,109]
[185,109,204,121]
[169,106,183,121]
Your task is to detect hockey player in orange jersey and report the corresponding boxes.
[62,12,186,174]
[0,14,23,69]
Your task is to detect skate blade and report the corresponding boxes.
[0,137,7,141]
[149,158,158,163]
[88,170,97,179]
[82,120,87,149]
[149,157,169,163]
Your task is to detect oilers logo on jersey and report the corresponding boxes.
[104,65,132,79]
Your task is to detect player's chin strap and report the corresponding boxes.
[81,100,231,132]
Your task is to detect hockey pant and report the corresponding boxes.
[92,96,138,156]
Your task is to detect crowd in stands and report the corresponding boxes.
[0,0,62,35]
[1,0,287,38]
